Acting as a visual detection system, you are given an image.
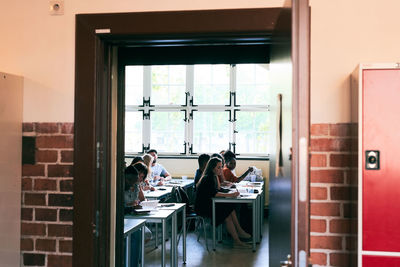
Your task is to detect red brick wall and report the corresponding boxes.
[21,123,73,267]
[310,123,357,267]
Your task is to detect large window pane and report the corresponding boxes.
[125,112,142,153]
[151,65,186,105]
[151,111,185,153]
[193,64,230,105]
[193,111,229,153]
[236,64,270,105]
[236,111,269,154]
[125,66,143,105]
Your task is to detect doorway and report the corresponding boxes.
[73,5,310,267]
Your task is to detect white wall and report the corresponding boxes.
[3,0,400,123]
[310,0,400,123]
[0,0,287,122]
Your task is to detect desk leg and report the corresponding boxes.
[212,199,216,251]
[172,213,177,267]
[255,196,259,244]
[162,220,166,267]
[155,224,158,248]
[258,195,262,241]
[252,200,256,252]
[183,206,186,264]
[126,235,130,267]
[141,225,145,267]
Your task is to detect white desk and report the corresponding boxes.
[158,203,187,264]
[126,209,177,267]
[144,179,194,201]
[144,187,172,200]
[124,219,146,267]
[212,193,259,251]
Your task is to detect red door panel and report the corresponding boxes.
[363,69,400,252]
[363,255,400,267]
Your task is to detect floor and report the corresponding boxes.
[143,219,269,267]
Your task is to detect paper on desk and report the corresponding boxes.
[238,188,248,194]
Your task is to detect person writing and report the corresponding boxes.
[195,157,251,247]
[147,149,172,184]
[124,165,152,266]
[223,151,253,183]
[142,154,156,189]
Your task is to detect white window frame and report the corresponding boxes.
[125,64,270,156]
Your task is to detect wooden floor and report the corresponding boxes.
[143,219,269,267]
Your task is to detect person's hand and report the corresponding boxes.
[157,181,164,186]
[150,186,155,191]
[142,185,151,191]
[232,191,240,198]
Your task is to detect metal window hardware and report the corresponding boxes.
[190,96,197,107]
[181,109,188,122]
[180,142,187,155]
[139,97,154,107]
[189,110,197,120]
[226,92,239,107]
[142,144,150,153]
[189,144,195,154]
[182,92,190,107]
[139,109,153,120]
[229,142,237,154]
[226,109,240,122]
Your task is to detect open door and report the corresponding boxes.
[74,4,310,266]
[269,0,310,266]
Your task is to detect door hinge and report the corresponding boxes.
[92,210,100,237]
[96,142,102,169]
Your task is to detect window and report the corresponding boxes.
[125,64,270,156]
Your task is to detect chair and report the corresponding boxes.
[172,187,210,251]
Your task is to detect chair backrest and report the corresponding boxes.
[177,186,190,206]
[170,186,182,203]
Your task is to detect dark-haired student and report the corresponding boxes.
[148,149,172,184]
[195,157,251,247]
[210,153,232,188]
[130,156,144,166]
[223,158,253,183]
[124,165,152,267]
[194,153,211,187]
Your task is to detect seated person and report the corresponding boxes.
[211,153,232,188]
[142,154,156,190]
[124,165,152,266]
[195,157,251,247]
[129,156,144,166]
[194,153,210,188]
[125,163,148,207]
[223,151,253,183]
[148,149,171,183]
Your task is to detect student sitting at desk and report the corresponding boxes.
[195,157,251,247]
[211,153,232,189]
[148,149,172,184]
[129,156,144,166]
[124,165,152,267]
[142,154,156,190]
[223,151,253,183]
[194,153,210,187]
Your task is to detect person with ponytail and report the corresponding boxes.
[195,157,251,247]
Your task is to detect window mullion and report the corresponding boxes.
[186,65,194,155]
[230,64,237,153]
[143,66,151,149]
